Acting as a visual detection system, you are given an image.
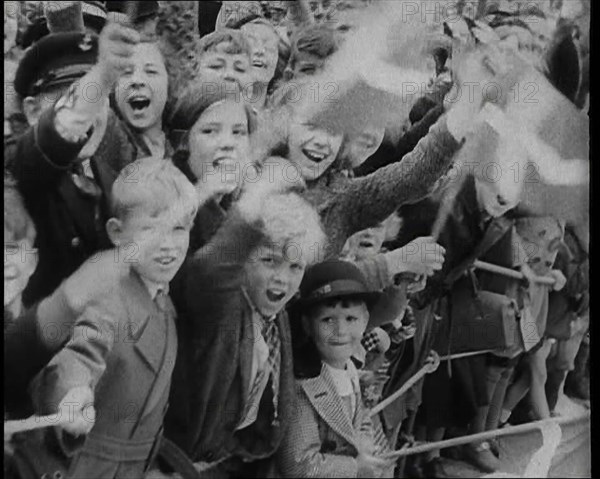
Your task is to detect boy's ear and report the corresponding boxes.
[106,218,124,246]
[22,97,42,126]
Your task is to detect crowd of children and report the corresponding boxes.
[4,1,590,478]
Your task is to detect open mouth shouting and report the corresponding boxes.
[127,94,151,113]
[266,288,287,303]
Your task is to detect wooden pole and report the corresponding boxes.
[473,260,556,286]
[369,364,432,417]
[380,412,590,458]
[4,414,72,437]
[370,349,492,417]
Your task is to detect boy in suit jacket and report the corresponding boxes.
[28,160,198,479]
[278,260,396,478]
[164,186,325,477]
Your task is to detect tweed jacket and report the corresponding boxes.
[28,269,178,479]
[277,364,391,478]
[164,210,296,464]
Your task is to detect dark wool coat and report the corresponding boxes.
[164,210,296,464]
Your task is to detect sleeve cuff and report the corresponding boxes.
[35,105,88,170]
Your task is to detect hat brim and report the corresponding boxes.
[295,290,383,311]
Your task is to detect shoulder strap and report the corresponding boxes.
[444,216,514,287]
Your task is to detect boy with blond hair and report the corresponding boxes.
[28,159,198,479]
[165,185,326,476]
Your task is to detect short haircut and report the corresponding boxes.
[110,160,199,225]
[288,24,338,69]
[250,191,326,266]
[197,29,252,57]
[4,175,36,244]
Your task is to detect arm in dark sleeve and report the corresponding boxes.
[10,106,88,190]
[354,105,444,177]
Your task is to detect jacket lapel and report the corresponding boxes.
[239,299,254,410]
[300,365,358,448]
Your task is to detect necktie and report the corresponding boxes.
[262,319,281,423]
[154,289,169,313]
[241,317,281,426]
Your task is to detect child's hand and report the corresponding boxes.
[549,269,567,291]
[356,450,396,477]
[58,386,95,437]
[424,350,441,372]
[385,236,445,281]
[97,21,140,88]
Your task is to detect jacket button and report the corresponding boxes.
[71,237,81,247]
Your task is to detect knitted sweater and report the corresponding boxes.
[304,114,460,260]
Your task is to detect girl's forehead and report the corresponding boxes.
[243,22,278,41]
[198,100,248,123]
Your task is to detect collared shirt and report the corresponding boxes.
[323,360,361,419]
[236,288,279,430]
[140,276,168,301]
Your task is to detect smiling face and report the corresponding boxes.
[241,22,279,85]
[244,243,307,317]
[342,125,385,168]
[287,108,344,181]
[304,298,369,368]
[188,99,252,188]
[109,205,191,286]
[198,43,252,92]
[115,42,168,132]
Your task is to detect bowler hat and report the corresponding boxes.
[14,32,98,98]
[297,259,382,309]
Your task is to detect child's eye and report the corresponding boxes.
[290,263,304,272]
[300,66,316,75]
[346,316,358,322]
[320,317,334,324]
[201,128,216,134]
[232,128,248,136]
[208,64,222,71]
[145,68,159,75]
[261,256,274,264]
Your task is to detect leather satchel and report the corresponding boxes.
[444,217,522,354]
[448,271,521,353]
